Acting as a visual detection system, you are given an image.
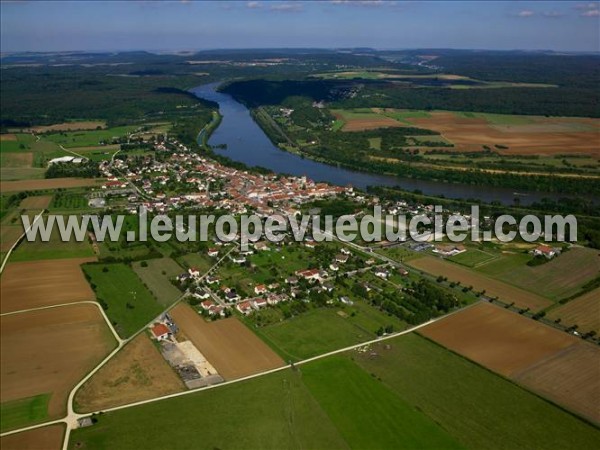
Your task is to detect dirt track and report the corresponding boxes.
[170,303,284,380]
[1,257,97,313]
[1,303,115,419]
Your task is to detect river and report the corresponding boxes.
[191,82,571,206]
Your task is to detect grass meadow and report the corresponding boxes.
[83,263,163,338]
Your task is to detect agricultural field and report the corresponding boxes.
[301,356,462,449]
[0,394,50,432]
[353,333,600,449]
[27,121,107,133]
[407,255,552,311]
[419,302,599,424]
[419,302,576,377]
[547,288,600,334]
[0,424,65,450]
[131,258,184,307]
[0,178,104,192]
[0,257,97,313]
[75,333,184,412]
[44,125,137,148]
[512,344,600,423]
[82,263,164,338]
[0,304,115,430]
[69,367,348,450]
[475,247,600,301]
[67,331,600,450]
[255,307,395,361]
[406,111,600,156]
[170,303,284,380]
[19,195,53,210]
[0,225,22,253]
[331,108,406,132]
[10,217,96,262]
[448,248,499,267]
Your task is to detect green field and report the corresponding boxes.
[69,368,348,450]
[353,334,600,450]
[0,394,50,432]
[255,308,379,361]
[301,356,462,449]
[132,257,184,306]
[45,126,137,148]
[68,332,600,450]
[83,263,163,338]
[10,217,95,262]
[449,248,498,267]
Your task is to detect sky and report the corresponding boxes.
[1,1,599,53]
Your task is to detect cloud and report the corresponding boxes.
[330,0,399,7]
[542,11,565,18]
[581,9,600,16]
[574,2,600,16]
[269,2,303,12]
[246,1,262,9]
[516,10,535,17]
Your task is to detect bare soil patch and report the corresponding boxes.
[1,152,33,167]
[407,256,551,311]
[75,333,184,412]
[19,195,53,210]
[0,178,104,193]
[512,343,600,424]
[419,302,577,377]
[547,288,600,335]
[0,424,64,450]
[170,303,284,380]
[0,226,23,252]
[408,112,600,156]
[29,121,106,133]
[0,134,18,142]
[1,257,97,313]
[339,115,407,132]
[0,304,115,419]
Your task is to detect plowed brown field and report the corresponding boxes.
[19,195,53,209]
[419,302,577,377]
[1,257,97,313]
[513,344,600,424]
[0,424,64,450]
[0,304,115,419]
[170,303,284,380]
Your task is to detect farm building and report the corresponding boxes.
[151,323,171,341]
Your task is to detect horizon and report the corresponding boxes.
[1,1,599,53]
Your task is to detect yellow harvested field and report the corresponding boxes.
[407,256,552,311]
[28,121,106,133]
[408,112,600,156]
[547,289,600,335]
[75,333,184,412]
[1,152,33,167]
